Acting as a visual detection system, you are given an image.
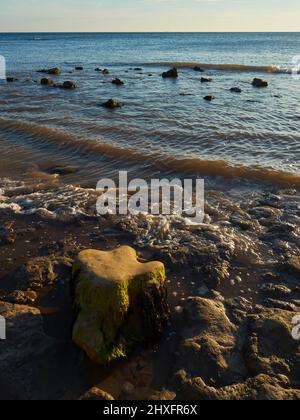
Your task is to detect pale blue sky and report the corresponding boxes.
[1,0,300,32]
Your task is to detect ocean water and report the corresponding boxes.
[0,32,300,188]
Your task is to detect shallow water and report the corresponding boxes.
[0,32,300,189]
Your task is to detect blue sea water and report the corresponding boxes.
[0,32,300,187]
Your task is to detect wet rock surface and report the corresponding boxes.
[0,181,300,400]
[162,68,178,79]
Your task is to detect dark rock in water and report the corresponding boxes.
[46,165,79,176]
[102,69,110,75]
[134,68,143,71]
[6,77,15,83]
[75,66,83,71]
[61,81,77,90]
[102,99,123,109]
[95,67,102,72]
[230,87,242,93]
[201,77,212,83]
[162,68,178,79]
[37,67,61,75]
[204,95,215,101]
[194,66,204,72]
[252,78,268,88]
[41,78,54,86]
[112,78,125,86]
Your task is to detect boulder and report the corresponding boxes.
[95,68,102,72]
[204,95,215,101]
[201,77,212,83]
[193,66,204,72]
[61,81,77,90]
[6,77,15,83]
[41,78,54,86]
[75,66,83,71]
[102,99,122,109]
[162,68,178,79]
[0,301,60,400]
[112,78,125,86]
[252,78,268,88]
[230,87,242,93]
[102,69,110,75]
[72,246,169,365]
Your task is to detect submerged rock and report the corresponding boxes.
[112,78,125,86]
[204,95,215,101]
[102,99,123,109]
[252,78,268,88]
[41,78,54,86]
[72,246,169,365]
[201,77,212,83]
[102,69,110,75]
[6,77,16,83]
[61,81,77,90]
[230,87,242,93]
[194,66,204,72]
[162,68,178,79]
[75,66,83,71]
[37,67,61,75]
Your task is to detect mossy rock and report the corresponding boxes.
[72,246,169,365]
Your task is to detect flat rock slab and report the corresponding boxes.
[72,246,169,365]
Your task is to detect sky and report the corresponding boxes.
[1,0,300,32]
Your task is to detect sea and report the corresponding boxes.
[0,32,300,192]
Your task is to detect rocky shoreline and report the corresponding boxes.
[0,178,300,400]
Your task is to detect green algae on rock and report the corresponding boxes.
[72,246,169,365]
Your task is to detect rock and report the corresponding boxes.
[260,283,292,299]
[230,87,242,93]
[162,68,178,79]
[95,67,102,72]
[102,69,110,75]
[41,78,54,86]
[122,382,135,396]
[61,81,77,90]
[11,256,73,292]
[193,66,204,72]
[1,290,38,305]
[0,301,60,400]
[285,256,300,278]
[112,78,124,86]
[37,67,61,75]
[134,68,143,71]
[79,387,114,401]
[0,222,16,245]
[102,99,122,109]
[6,77,15,83]
[72,246,169,365]
[148,390,176,400]
[201,77,212,83]
[75,66,83,71]
[252,78,268,88]
[204,95,215,102]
